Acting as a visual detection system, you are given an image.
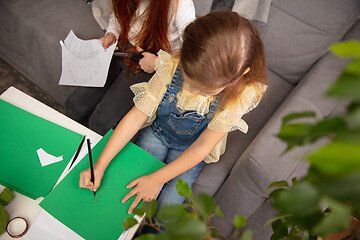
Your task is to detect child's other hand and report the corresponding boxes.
[79,167,104,192]
[122,174,163,214]
[136,46,157,74]
[99,33,116,49]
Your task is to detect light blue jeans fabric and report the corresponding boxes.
[136,126,205,209]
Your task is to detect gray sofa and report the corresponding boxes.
[0,0,359,239]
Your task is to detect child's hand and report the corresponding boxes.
[122,174,163,214]
[136,46,158,74]
[79,167,104,192]
[99,33,116,49]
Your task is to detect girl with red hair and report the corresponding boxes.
[66,0,195,135]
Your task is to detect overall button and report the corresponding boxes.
[168,95,175,103]
[207,113,214,119]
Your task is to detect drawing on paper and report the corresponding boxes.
[59,30,116,87]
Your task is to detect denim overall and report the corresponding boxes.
[136,66,219,208]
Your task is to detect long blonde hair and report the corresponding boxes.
[180,10,267,109]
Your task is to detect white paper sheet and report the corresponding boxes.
[36,148,63,167]
[26,209,131,240]
[26,210,83,240]
[59,30,116,87]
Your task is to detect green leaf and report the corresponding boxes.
[0,205,9,235]
[164,221,176,231]
[266,180,289,194]
[0,187,14,205]
[309,235,318,240]
[176,179,192,198]
[336,129,360,144]
[233,215,247,229]
[272,182,320,217]
[156,232,173,240]
[143,199,158,219]
[268,188,286,202]
[330,40,360,58]
[315,171,360,203]
[157,204,188,221]
[286,209,324,230]
[291,177,298,185]
[278,112,317,151]
[264,214,291,229]
[288,228,305,240]
[270,219,288,240]
[347,100,360,112]
[168,219,208,240]
[343,59,360,77]
[346,102,360,127]
[240,229,253,240]
[327,71,360,100]
[277,123,313,151]
[312,198,353,236]
[134,233,157,240]
[307,141,360,176]
[214,205,224,218]
[353,204,360,220]
[279,117,349,151]
[282,112,316,126]
[210,227,221,238]
[307,117,348,141]
[132,207,145,217]
[193,193,214,216]
[122,217,138,230]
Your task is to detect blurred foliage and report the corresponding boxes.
[268,40,360,239]
[122,180,251,240]
[0,187,14,235]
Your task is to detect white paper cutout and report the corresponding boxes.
[59,30,116,87]
[37,148,63,167]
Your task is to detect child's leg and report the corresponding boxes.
[156,150,206,209]
[135,126,169,162]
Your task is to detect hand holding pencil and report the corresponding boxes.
[79,140,104,194]
[79,168,104,192]
[79,164,104,192]
[87,139,96,196]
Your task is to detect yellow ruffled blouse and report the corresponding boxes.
[131,50,267,163]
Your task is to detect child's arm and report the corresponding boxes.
[79,106,149,192]
[122,128,227,214]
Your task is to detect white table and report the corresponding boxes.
[0,87,140,240]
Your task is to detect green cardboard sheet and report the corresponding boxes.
[40,130,166,240]
[0,100,84,199]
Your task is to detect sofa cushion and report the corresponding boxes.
[193,0,213,17]
[263,0,360,84]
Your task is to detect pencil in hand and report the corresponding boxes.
[87,139,96,196]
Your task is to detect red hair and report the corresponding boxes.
[112,0,175,54]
